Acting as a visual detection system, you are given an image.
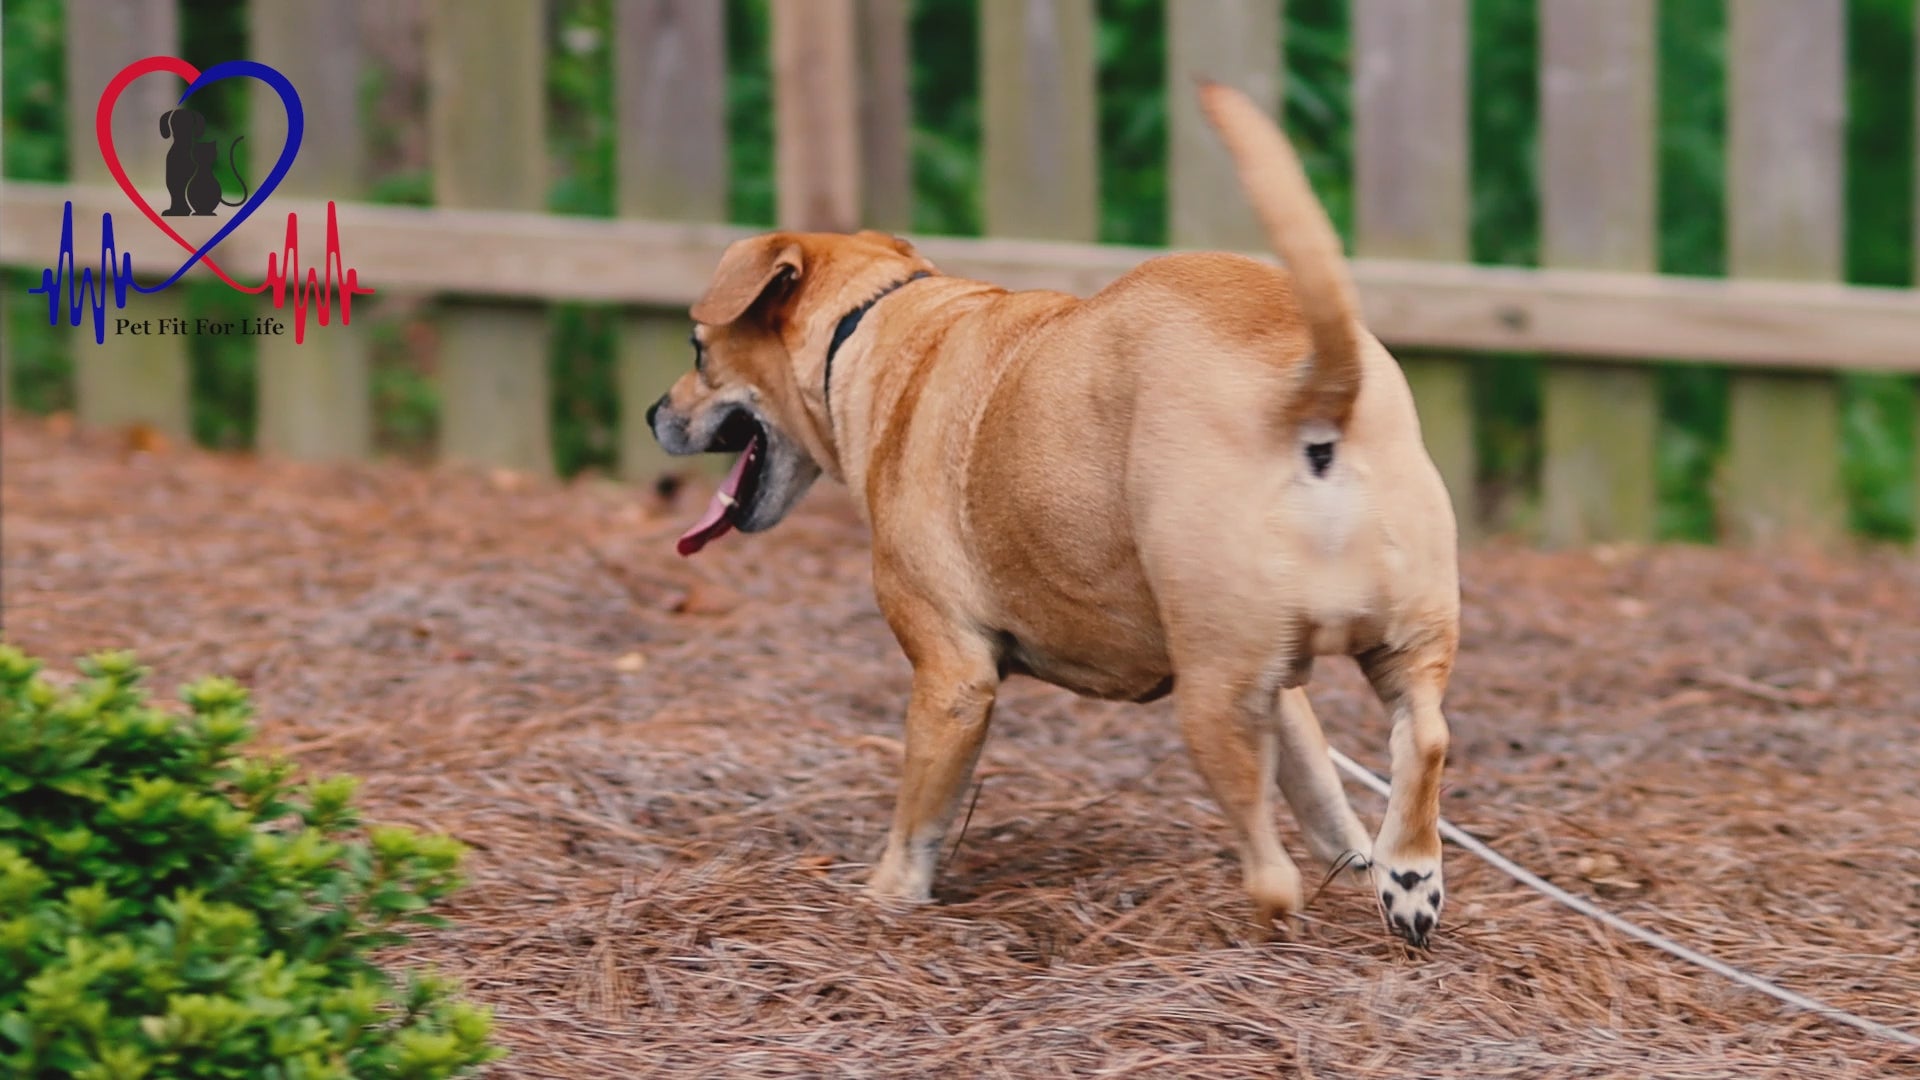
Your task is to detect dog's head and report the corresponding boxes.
[159,107,207,143]
[649,229,934,556]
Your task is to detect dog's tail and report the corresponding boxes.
[1196,80,1362,430]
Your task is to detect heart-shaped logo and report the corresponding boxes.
[95,56,305,294]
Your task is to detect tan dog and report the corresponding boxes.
[647,83,1458,946]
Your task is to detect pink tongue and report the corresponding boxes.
[676,439,757,557]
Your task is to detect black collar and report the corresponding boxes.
[823,271,932,428]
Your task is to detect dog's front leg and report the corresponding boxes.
[868,651,999,902]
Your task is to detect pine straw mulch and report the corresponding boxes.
[4,414,1919,1079]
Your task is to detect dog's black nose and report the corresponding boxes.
[645,395,665,430]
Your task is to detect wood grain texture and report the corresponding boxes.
[982,0,1097,241]
[251,0,371,461]
[772,0,861,231]
[1167,0,1282,250]
[1540,0,1654,272]
[437,306,556,476]
[1538,0,1657,546]
[65,0,175,188]
[616,0,728,221]
[426,0,551,473]
[1724,0,1845,546]
[857,0,913,231]
[1351,0,1474,537]
[615,0,728,479]
[62,0,190,438]
[8,184,1920,372]
[427,0,546,213]
[1541,366,1657,543]
[1352,0,1468,263]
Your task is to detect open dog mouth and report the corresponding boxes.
[676,410,766,557]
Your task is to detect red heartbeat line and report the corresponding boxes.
[261,201,375,343]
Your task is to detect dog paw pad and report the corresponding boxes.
[1373,857,1444,948]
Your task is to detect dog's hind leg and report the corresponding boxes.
[867,641,999,903]
[1272,687,1371,876]
[1357,641,1454,947]
[1175,671,1303,929]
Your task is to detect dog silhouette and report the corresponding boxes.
[158,107,249,217]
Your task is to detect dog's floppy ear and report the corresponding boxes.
[691,237,803,326]
[855,229,917,257]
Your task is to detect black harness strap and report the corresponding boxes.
[823,270,932,429]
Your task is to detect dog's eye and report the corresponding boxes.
[688,331,706,374]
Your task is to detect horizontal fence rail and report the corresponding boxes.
[8,182,1920,373]
[4,0,1919,548]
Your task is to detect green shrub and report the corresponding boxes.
[0,646,504,1080]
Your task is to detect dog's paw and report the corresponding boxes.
[1247,863,1305,930]
[1370,855,1443,947]
[865,858,934,904]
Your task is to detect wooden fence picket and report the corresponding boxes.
[251,0,371,461]
[1538,0,1658,545]
[64,0,192,438]
[857,0,914,232]
[772,0,862,232]
[982,0,1097,242]
[1351,0,1476,537]
[1166,0,1283,251]
[1724,0,1847,545]
[614,0,729,480]
[427,0,552,474]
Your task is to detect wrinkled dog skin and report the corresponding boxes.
[648,84,1459,947]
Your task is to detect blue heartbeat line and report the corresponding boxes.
[29,202,139,345]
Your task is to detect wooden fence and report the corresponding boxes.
[3,0,1918,547]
